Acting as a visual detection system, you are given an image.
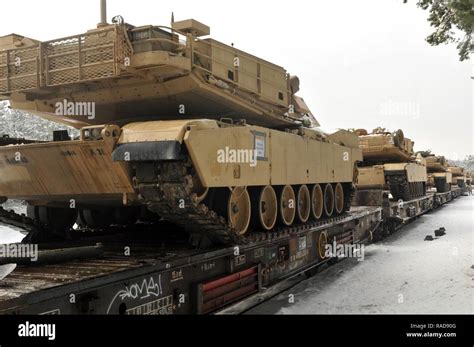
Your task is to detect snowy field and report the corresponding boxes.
[248,196,474,314]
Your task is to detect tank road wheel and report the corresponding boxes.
[251,186,278,231]
[317,231,328,260]
[28,205,77,238]
[296,185,311,223]
[278,185,296,226]
[227,187,252,236]
[311,184,324,220]
[323,184,335,217]
[334,183,345,215]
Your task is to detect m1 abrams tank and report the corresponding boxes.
[355,128,427,201]
[0,2,362,246]
[418,151,452,193]
[448,166,466,189]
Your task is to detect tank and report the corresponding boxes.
[0,2,362,246]
[418,151,451,193]
[355,128,427,201]
[448,166,466,188]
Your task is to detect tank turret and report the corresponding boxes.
[0,10,316,130]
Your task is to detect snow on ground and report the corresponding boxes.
[0,224,26,244]
[247,196,474,314]
[0,224,25,280]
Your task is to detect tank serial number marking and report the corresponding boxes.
[90,148,106,156]
[60,150,77,157]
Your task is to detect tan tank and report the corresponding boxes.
[418,151,451,192]
[449,166,466,188]
[0,2,362,246]
[356,128,427,201]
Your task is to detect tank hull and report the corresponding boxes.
[357,163,427,201]
[431,172,452,193]
[0,120,362,244]
[0,139,134,203]
[358,131,413,163]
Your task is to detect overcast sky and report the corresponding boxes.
[1,0,472,159]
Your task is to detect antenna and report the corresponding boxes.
[98,0,108,27]
[171,12,175,24]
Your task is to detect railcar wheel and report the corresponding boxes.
[318,231,328,259]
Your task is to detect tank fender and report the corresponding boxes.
[112,141,184,162]
[112,119,219,162]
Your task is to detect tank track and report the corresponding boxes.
[0,135,37,146]
[0,205,38,233]
[386,174,426,201]
[136,162,355,248]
